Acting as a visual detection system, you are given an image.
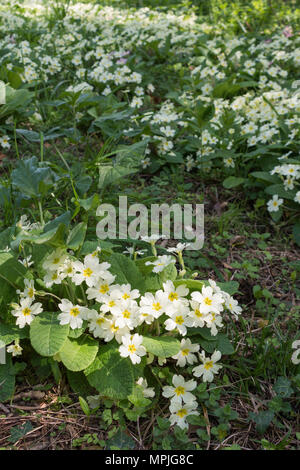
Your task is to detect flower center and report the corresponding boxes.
[70,307,80,317]
[204,297,212,305]
[194,308,202,317]
[108,300,115,308]
[22,307,31,316]
[175,315,184,325]
[204,361,213,370]
[99,284,109,294]
[175,386,185,396]
[83,267,93,277]
[152,302,161,311]
[181,348,190,356]
[96,317,105,326]
[169,292,178,301]
[177,408,187,418]
[128,344,136,353]
[122,293,130,299]
[122,309,131,319]
[28,288,34,298]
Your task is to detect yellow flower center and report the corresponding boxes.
[204,361,213,370]
[111,324,119,333]
[152,302,161,311]
[28,288,34,298]
[108,300,115,308]
[122,310,131,319]
[122,293,130,299]
[169,292,178,301]
[22,307,31,316]
[99,284,109,294]
[53,257,60,264]
[52,273,58,280]
[194,308,202,318]
[175,386,185,396]
[70,307,80,317]
[83,267,93,277]
[175,315,184,325]
[128,344,136,353]
[177,408,187,418]
[181,348,190,356]
[204,297,212,305]
[96,317,105,326]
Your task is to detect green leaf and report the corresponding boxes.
[67,223,87,250]
[30,312,69,357]
[265,184,296,201]
[8,421,33,444]
[142,336,180,358]
[0,323,29,346]
[293,223,300,247]
[85,343,135,400]
[109,253,144,291]
[0,357,15,401]
[173,279,204,292]
[79,396,91,416]
[223,176,245,189]
[59,335,99,372]
[67,370,95,397]
[249,410,274,434]
[11,156,57,198]
[98,165,138,190]
[106,428,135,450]
[273,377,293,398]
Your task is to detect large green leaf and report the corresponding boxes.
[11,156,57,198]
[30,312,69,357]
[0,323,29,346]
[98,165,138,190]
[0,357,15,401]
[85,343,135,400]
[59,335,99,371]
[109,253,144,290]
[142,336,180,358]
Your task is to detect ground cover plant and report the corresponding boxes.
[0,0,299,451]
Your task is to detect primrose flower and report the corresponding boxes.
[169,402,199,430]
[136,377,155,398]
[193,350,222,382]
[7,341,23,357]
[42,248,68,272]
[164,303,193,336]
[17,279,36,300]
[12,297,43,328]
[191,285,224,315]
[72,254,111,287]
[145,255,175,273]
[267,195,283,212]
[119,333,146,364]
[172,338,200,367]
[162,374,197,406]
[58,299,90,330]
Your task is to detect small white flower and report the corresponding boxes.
[12,298,43,328]
[163,374,197,406]
[136,377,155,398]
[191,285,224,315]
[193,350,222,382]
[119,333,146,364]
[57,299,89,330]
[7,341,23,357]
[267,195,283,213]
[145,255,175,273]
[172,338,200,367]
[169,402,199,430]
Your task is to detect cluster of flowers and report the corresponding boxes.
[0,1,299,214]
[8,243,243,427]
[11,247,241,357]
